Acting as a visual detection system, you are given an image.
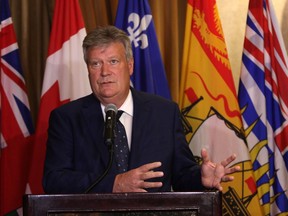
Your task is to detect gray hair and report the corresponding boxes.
[82,25,133,63]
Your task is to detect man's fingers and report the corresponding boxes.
[201,148,210,163]
[141,180,163,189]
[113,162,164,192]
[221,154,237,167]
[221,175,234,182]
[138,162,164,189]
[215,184,223,191]
[134,188,148,193]
[141,170,164,180]
[224,165,241,175]
[139,162,162,172]
[229,165,241,173]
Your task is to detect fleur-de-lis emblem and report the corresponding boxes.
[127,13,152,49]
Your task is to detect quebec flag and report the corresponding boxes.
[115,0,171,99]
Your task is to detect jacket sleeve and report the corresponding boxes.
[171,104,205,191]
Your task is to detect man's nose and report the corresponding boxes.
[100,63,111,76]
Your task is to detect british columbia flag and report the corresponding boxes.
[238,0,288,215]
[0,0,34,215]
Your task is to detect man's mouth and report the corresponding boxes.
[98,79,114,84]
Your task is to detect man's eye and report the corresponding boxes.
[90,62,101,68]
[110,59,119,65]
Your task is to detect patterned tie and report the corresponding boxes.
[114,110,129,173]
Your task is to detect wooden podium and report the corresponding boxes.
[23,191,222,216]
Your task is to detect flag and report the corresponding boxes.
[27,0,91,194]
[238,0,288,215]
[179,0,263,215]
[115,0,171,99]
[0,0,34,215]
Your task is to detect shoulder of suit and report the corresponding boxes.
[53,93,97,111]
[132,88,176,107]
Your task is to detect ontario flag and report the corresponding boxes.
[179,0,263,215]
[0,0,34,215]
[115,0,171,99]
[27,0,91,194]
[238,0,288,215]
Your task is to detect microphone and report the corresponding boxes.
[104,104,118,147]
[84,103,117,193]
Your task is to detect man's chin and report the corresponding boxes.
[99,90,117,100]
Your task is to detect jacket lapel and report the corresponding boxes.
[129,89,152,168]
[81,94,111,166]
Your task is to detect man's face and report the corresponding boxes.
[86,42,134,107]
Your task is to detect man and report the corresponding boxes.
[43,25,240,194]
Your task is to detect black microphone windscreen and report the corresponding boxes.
[105,104,118,114]
[104,104,118,147]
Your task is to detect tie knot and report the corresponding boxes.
[117,110,124,120]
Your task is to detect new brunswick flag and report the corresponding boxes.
[179,0,263,215]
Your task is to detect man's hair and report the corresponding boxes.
[82,25,133,63]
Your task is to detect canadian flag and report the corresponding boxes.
[27,0,91,194]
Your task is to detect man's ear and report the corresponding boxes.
[128,58,134,75]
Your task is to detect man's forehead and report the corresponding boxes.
[94,41,124,50]
[88,43,125,57]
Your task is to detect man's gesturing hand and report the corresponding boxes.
[201,148,241,191]
[113,162,164,192]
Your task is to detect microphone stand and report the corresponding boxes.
[84,141,114,193]
[84,104,117,193]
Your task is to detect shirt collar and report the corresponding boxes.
[101,90,133,117]
[118,90,133,117]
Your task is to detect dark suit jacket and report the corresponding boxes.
[43,88,204,194]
